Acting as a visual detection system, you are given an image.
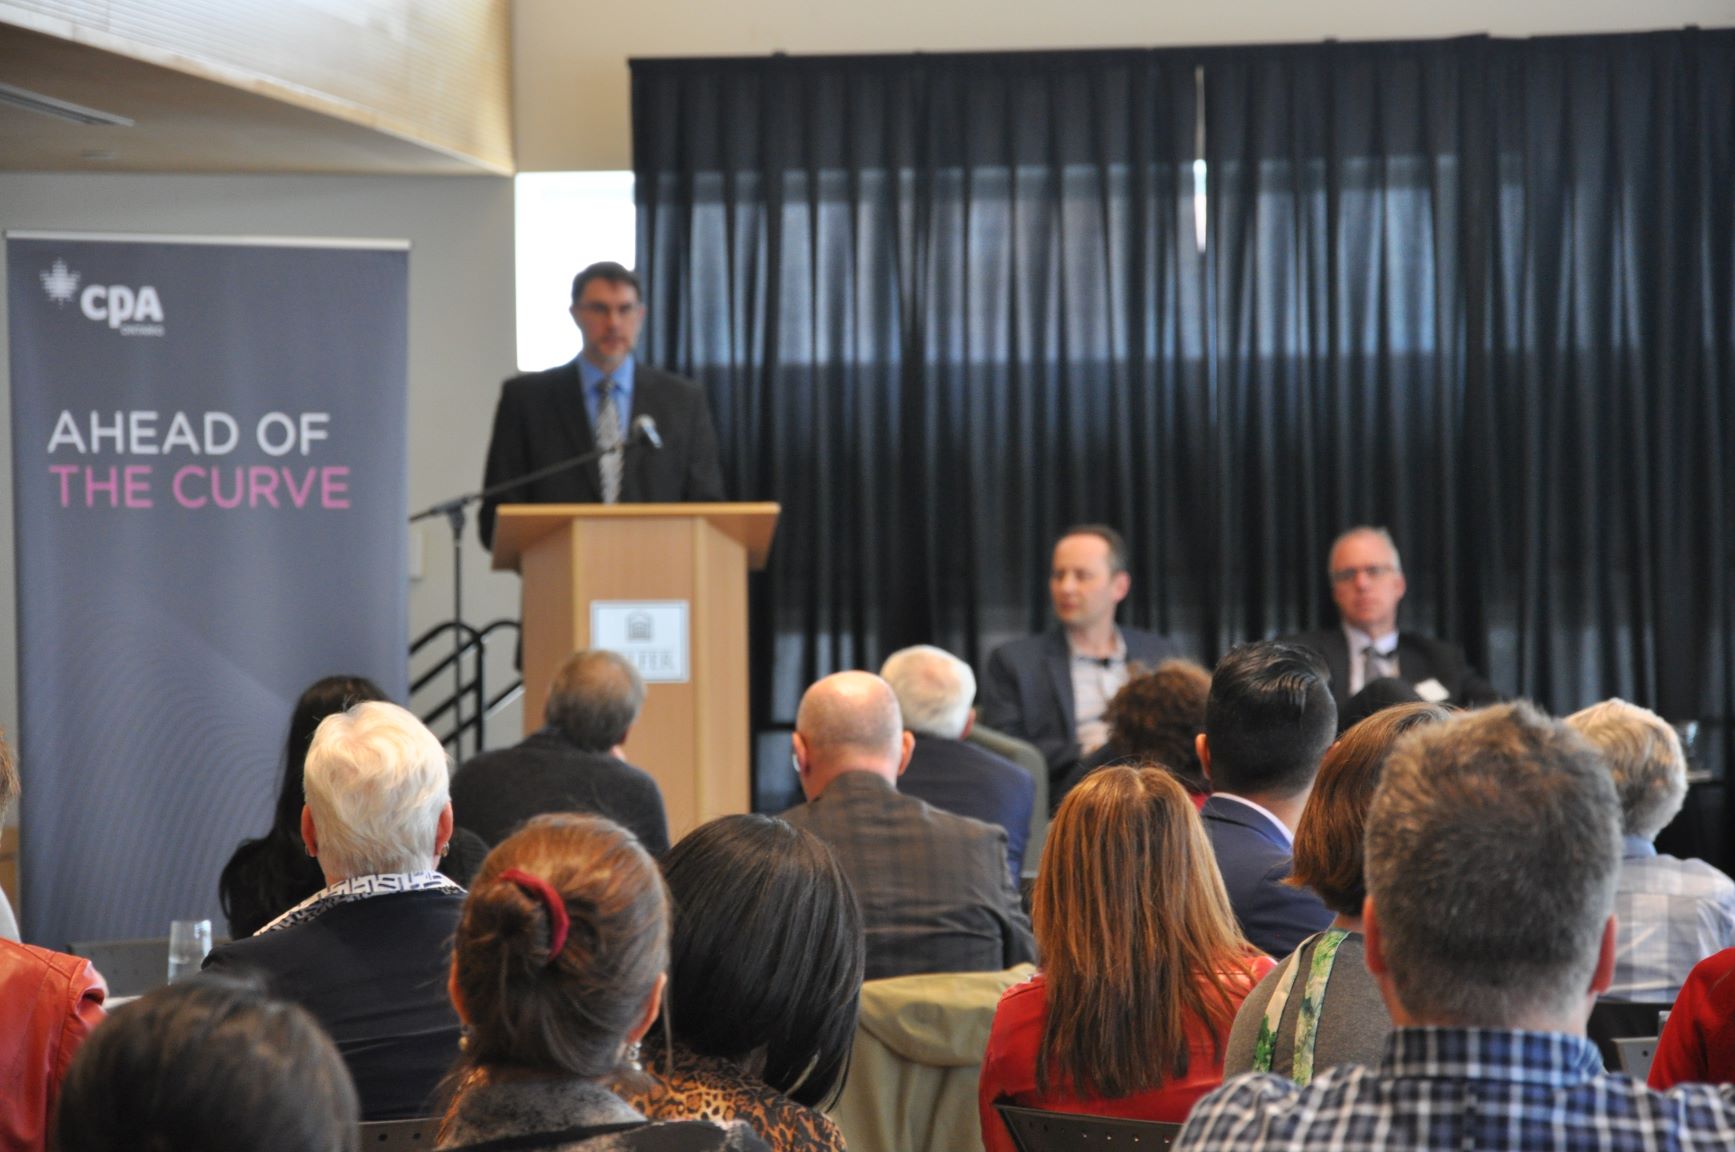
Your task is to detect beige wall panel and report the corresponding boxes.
[3,0,511,172]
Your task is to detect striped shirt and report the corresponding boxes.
[1178,1027,1735,1151]
[1608,837,1735,1003]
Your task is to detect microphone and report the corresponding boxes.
[632,415,663,450]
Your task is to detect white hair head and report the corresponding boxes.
[1565,698,1688,841]
[879,645,976,739]
[303,700,450,879]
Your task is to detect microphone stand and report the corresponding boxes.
[409,427,654,761]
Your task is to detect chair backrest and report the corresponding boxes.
[66,937,170,998]
[1614,1037,1658,1081]
[968,723,1050,879]
[358,1117,442,1148]
[996,1104,1182,1152]
[1589,999,1672,1072]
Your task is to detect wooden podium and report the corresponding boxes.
[491,503,779,838]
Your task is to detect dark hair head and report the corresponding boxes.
[1056,523,1129,575]
[1290,701,1452,916]
[1035,766,1258,1099]
[1203,641,1337,798]
[659,815,864,1109]
[545,651,645,752]
[56,976,358,1152]
[454,813,668,1079]
[1337,677,1425,735]
[219,675,389,935]
[571,261,643,304]
[1103,660,1213,793]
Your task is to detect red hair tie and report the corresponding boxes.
[499,868,569,965]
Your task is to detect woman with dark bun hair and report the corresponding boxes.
[439,814,767,1152]
[56,976,358,1152]
[625,814,862,1151]
[218,674,388,938]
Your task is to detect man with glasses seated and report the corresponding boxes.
[1287,526,1497,713]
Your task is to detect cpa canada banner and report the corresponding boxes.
[6,233,409,948]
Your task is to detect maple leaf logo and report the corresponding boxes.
[40,259,81,306]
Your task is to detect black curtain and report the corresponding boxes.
[631,31,1735,778]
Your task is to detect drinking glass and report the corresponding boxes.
[167,918,213,983]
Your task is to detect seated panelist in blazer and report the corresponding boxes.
[1286,527,1498,713]
[479,261,726,549]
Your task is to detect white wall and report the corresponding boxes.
[513,0,1735,170]
[0,172,528,774]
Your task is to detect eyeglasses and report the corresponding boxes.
[1330,564,1396,584]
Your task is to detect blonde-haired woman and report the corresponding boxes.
[978,766,1272,1152]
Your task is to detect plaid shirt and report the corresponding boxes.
[1607,837,1735,1002]
[1178,1027,1735,1151]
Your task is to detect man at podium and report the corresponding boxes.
[479,261,726,548]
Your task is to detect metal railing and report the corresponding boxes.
[409,618,523,762]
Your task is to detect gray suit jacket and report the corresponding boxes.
[979,625,1182,782]
[478,358,726,547]
[781,772,1035,981]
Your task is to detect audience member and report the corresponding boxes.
[1223,702,1451,1081]
[452,650,670,856]
[440,814,766,1151]
[1197,641,1337,957]
[56,976,358,1152]
[1566,698,1735,1002]
[1335,676,1424,736]
[1649,946,1735,1089]
[0,728,104,1152]
[880,645,1036,879]
[1180,702,1735,1151]
[1063,658,1213,802]
[203,700,464,1120]
[981,525,1181,786]
[979,766,1271,1152]
[1287,527,1498,711]
[782,671,1035,981]
[218,674,388,938]
[625,814,862,1151]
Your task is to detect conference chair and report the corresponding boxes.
[66,937,171,998]
[995,1104,1183,1151]
[1589,999,1672,1073]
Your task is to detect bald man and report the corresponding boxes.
[782,672,1036,981]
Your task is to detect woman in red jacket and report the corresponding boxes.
[979,766,1272,1152]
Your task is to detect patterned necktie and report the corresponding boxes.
[1362,643,1385,688]
[595,379,623,504]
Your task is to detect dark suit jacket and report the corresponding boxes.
[450,727,670,856]
[979,625,1182,783]
[202,889,465,1120]
[478,359,726,547]
[898,735,1036,882]
[1199,795,1332,959]
[781,772,1035,981]
[1286,627,1500,713]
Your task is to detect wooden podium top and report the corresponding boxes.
[490,502,781,572]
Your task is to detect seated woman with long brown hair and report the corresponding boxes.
[978,765,1272,1151]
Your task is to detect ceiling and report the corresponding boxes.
[0,21,496,175]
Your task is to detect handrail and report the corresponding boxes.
[409,618,522,761]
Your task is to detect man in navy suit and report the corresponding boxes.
[881,644,1037,881]
[1197,640,1336,958]
[980,525,1182,791]
[478,262,725,548]
[1287,526,1498,713]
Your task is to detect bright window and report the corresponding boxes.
[514,171,636,371]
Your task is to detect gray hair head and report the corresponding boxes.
[1565,698,1687,842]
[544,650,645,752]
[879,645,976,739]
[303,701,451,879]
[1366,701,1620,1026]
[1329,525,1403,576]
